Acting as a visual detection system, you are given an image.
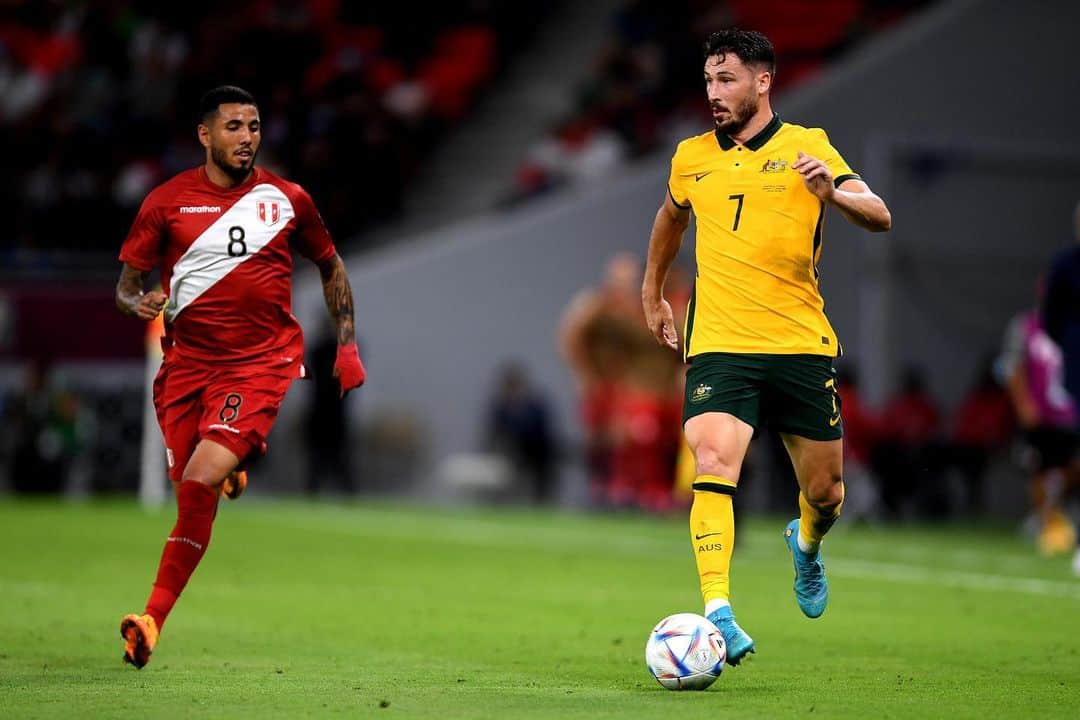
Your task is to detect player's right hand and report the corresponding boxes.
[134,291,168,321]
[644,298,679,351]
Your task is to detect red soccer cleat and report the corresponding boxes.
[120,613,159,669]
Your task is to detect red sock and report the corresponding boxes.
[145,480,219,630]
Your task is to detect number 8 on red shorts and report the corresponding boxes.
[153,360,301,481]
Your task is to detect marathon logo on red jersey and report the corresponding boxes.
[179,205,223,214]
[165,183,295,323]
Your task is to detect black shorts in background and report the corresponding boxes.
[1024,426,1078,471]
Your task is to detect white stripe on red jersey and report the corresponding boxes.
[166,183,295,323]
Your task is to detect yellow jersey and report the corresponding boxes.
[668,113,859,359]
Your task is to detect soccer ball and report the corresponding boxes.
[645,613,726,690]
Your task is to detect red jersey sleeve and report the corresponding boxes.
[118,194,165,271]
[291,187,336,263]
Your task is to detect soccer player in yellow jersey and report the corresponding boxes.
[642,29,892,665]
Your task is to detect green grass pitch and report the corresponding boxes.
[2,498,1079,718]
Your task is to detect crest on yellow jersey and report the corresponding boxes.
[760,158,788,173]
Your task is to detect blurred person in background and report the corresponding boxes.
[560,253,689,512]
[937,359,1014,517]
[486,362,557,504]
[304,322,357,495]
[113,86,366,669]
[1040,201,1080,571]
[1043,201,1080,406]
[607,277,686,514]
[666,266,699,506]
[642,29,891,666]
[559,252,643,507]
[1003,283,1078,555]
[8,360,83,494]
[508,0,923,205]
[870,365,940,518]
[2,2,530,261]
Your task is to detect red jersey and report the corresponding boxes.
[119,166,335,366]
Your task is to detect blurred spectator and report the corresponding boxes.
[1039,201,1080,563]
[837,364,880,467]
[880,366,940,444]
[870,365,940,518]
[304,323,356,495]
[559,252,644,506]
[8,360,83,493]
[1006,287,1079,554]
[668,265,696,504]
[486,362,556,504]
[607,322,683,513]
[835,363,882,521]
[2,1,548,267]
[507,0,929,204]
[1043,201,1080,407]
[937,359,1014,516]
[608,257,686,512]
[559,252,687,512]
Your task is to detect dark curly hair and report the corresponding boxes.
[703,29,775,76]
[199,85,257,123]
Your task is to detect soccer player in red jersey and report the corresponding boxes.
[114,86,366,668]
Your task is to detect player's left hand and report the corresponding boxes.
[794,151,835,202]
[333,343,366,398]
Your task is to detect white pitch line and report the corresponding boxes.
[827,558,1080,600]
[256,508,1080,601]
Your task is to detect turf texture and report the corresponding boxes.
[1,498,1078,718]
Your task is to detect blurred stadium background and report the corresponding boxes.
[5,1,1080,716]
[2,0,1079,528]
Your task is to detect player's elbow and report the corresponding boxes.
[869,204,892,232]
[661,205,690,230]
[316,252,344,279]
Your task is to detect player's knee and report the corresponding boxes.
[181,474,224,489]
[693,443,742,483]
[805,474,844,513]
[180,464,226,489]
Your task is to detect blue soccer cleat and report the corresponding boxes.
[707,606,755,666]
[784,519,828,618]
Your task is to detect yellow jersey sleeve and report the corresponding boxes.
[667,143,692,209]
[802,128,860,187]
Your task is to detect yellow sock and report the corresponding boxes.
[690,475,737,605]
[672,438,697,502]
[797,485,844,553]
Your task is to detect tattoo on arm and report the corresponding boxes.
[318,254,356,345]
[116,264,148,317]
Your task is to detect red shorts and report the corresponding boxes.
[153,357,302,482]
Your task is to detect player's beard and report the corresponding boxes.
[712,92,759,136]
[210,144,256,183]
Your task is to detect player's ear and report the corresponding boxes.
[197,123,211,150]
[757,70,772,95]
